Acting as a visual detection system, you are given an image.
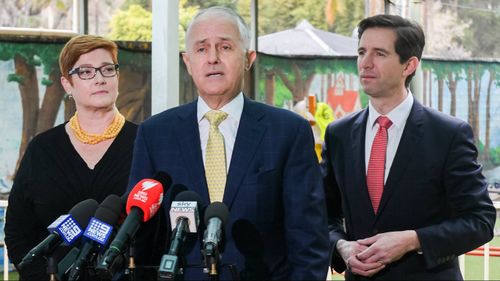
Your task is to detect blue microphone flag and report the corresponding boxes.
[47,214,83,245]
[83,217,113,246]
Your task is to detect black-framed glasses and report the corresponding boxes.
[68,64,119,80]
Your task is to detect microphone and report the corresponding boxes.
[202,202,229,277]
[17,199,99,270]
[67,194,123,281]
[96,172,170,278]
[158,190,202,280]
[232,219,270,280]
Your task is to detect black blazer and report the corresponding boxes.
[321,99,496,280]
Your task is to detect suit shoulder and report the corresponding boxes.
[248,99,308,124]
[420,105,469,130]
[328,109,365,131]
[141,102,195,128]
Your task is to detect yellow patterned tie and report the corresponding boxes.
[204,110,228,203]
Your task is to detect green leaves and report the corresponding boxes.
[7,74,24,85]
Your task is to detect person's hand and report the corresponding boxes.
[336,239,385,277]
[356,230,421,266]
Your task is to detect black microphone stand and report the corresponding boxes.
[125,240,136,281]
[202,243,220,281]
[158,220,188,281]
[47,256,58,281]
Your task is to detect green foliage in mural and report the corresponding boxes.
[37,43,64,75]
[490,147,500,166]
[258,53,357,104]
[118,48,151,72]
[257,74,292,108]
[41,77,53,86]
[0,42,62,82]
[7,74,24,85]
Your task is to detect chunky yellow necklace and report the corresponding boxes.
[69,111,125,145]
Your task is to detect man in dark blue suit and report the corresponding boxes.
[128,6,329,280]
[321,15,496,280]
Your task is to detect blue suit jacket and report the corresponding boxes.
[128,96,330,280]
[321,100,496,280]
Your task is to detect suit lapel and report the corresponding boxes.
[223,97,266,209]
[174,100,211,202]
[349,109,377,220]
[377,101,425,216]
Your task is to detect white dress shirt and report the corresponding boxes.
[198,92,243,172]
[365,92,414,183]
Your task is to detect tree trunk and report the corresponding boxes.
[265,71,275,105]
[437,78,444,112]
[37,68,65,134]
[117,65,151,123]
[64,96,76,121]
[472,70,481,148]
[423,70,428,106]
[292,63,306,103]
[304,73,315,98]
[14,54,39,173]
[428,70,432,108]
[467,67,473,127]
[483,69,494,164]
[447,72,457,117]
[274,67,297,103]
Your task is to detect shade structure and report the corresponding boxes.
[258,19,358,57]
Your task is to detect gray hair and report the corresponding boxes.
[185,6,251,51]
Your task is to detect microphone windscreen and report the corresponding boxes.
[232,219,263,258]
[68,199,99,229]
[168,184,188,206]
[126,177,165,222]
[174,190,203,207]
[204,202,229,225]
[95,195,124,225]
[153,171,172,191]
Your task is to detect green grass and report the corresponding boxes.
[8,271,18,280]
[463,235,500,281]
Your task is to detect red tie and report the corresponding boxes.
[367,116,393,214]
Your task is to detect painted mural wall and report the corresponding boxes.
[0,40,498,200]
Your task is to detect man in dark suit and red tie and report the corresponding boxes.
[129,6,330,280]
[321,14,496,280]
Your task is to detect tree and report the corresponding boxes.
[0,0,72,29]
[328,0,364,36]
[440,0,500,58]
[179,0,199,50]
[237,0,331,36]
[123,0,151,10]
[482,64,498,165]
[423,0,470,58]
[108,5,152,41]
[107,0,199,48]
[0,42,65,172]
[259,54,357,106]
[187,0,236,9]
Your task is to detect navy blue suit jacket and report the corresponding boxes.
[128,97,330,280]
[321,99,496,280]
